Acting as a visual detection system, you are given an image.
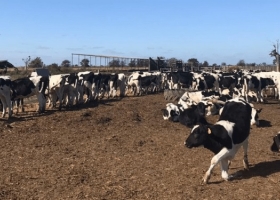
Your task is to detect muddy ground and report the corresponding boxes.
[0,93,280,200]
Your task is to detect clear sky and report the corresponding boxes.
[1,0,279,66]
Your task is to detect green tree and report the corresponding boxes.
[47,63,60,73]
[202,61,209,67]
[29,57,43,68]
[80,58,90,67]
[188,58,199,68]
[237,59,245,67]
[109,59,120,67]
[61,60,71,67]
[221,62,226,66]
[166,57,178,68]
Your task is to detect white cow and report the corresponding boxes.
[48,74,66,110]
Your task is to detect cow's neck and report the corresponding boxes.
[203,137,224,154]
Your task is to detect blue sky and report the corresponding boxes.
[1,0,279,66]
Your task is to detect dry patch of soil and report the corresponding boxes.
[0,93,280,199]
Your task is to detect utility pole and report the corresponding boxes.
[276,41,279,72]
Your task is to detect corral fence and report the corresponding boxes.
[217,65,277,72]
[71,53,150,72]
[71,53,278,73]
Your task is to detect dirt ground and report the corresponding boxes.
[0,92,280,200]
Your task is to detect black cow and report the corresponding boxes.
[11,76,49,113]
[178,102,209,128]
[98,73,118,99]
[271,133,280,152]
[185,98,253,183]
[168,71,195,89]
[218,75,239,92]
[0,77,12,117]
[140,75,159,94]
[195,73,219,92]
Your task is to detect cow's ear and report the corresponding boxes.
[207,128,212,134]
[257,108,262,113]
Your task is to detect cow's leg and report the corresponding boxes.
[257,89,264,103]
[109,81,114,97]
[92,86,99,100]
[0,97,7,118]
[20,99,24,112]
[49,93,56,108]
[7,97,12,118]
[57,88,63,110]
[37,93,45,113]
[119,81,125,97]
[106,85,110,99]
[36,94,42,113]
[242,139,249,170]
[220,159,231,181]
[14,99,19,114]
[42,95,46,112]
[203,148,229,184]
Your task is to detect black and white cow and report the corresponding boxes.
[63,73,80,106]
[161,102,209,128]
[11,76,49,113]
[126,72,142,95]
[271,132,280,152]
[98,73,119,99]
[193,73,219,92]
[78,71,98,102]
[162,103,183,122]
[48,74,67,110]
[242,73,275,103]
[218,72,242,94]
[177,102,209,128]
[0,77,12,118]
[139,75,159,94]
[167,71,195,89]
[178,90,222,115]
[185,98,253,183]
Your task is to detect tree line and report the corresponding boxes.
[22,56,274,71]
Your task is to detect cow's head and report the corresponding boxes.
[161,103,182,122]
[271,133,280,152]
[185,124,209,148]
[251,107,262,126]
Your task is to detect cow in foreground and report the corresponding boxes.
[185,98,252,184]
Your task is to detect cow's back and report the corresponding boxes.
[219,100,252,144]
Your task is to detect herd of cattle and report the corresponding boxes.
[160,69,280,183]
[0,69,280,183]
